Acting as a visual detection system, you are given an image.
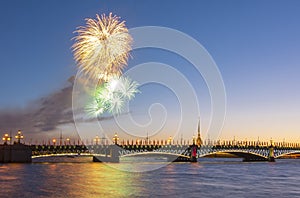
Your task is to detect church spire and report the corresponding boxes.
[196,118,202,147]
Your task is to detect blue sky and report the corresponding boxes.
[0,0,300,142]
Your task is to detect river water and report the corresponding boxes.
[0,157,299,198]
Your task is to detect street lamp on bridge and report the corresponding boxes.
[113,133,119,145]
[15,130,24,144]
[94,136,100,145]
[167,136,172,145]
[192,135,195,145]
[52,138,56,145]
[2,134,11,144]
[66,138,70,145]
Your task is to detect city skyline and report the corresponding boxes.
[0,1,300,142]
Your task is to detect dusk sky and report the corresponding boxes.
[0,0,300,143]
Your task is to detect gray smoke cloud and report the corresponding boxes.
[0,77,75,134]
[0,76,128,138]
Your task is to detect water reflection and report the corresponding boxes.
[118,156,171,172]
[36,161,143,197]
[1,158,300,197]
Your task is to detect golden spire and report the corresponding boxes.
[196,118,202,147]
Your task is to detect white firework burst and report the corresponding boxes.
[72,13,132,81]
[86,76,140,117]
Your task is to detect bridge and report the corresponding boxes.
[26,142,300,163]
[1,128,300,163]
[2,140,300,163]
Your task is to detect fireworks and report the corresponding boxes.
[86,76,139,117]
[73,13,139,116]
[72,13,132,81]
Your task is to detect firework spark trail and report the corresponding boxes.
[72,13,132,81]
[73,13,139,116]
[85,76,140,117]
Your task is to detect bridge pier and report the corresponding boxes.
[93,145,120,163]
[190,144,198,162]
[0,143,32,163]
[93,155,119,163]
[173,156,192,162]
[242,157,268,162]
[268,144,275,162]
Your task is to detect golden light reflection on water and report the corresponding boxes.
[86,164,142,197]
[35,159,143,197]
[1,156,202,197]
[2,158,300,197]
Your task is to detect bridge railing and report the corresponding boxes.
[28,140,300,157]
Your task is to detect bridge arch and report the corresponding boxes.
[275,150,300,159]
[32,153,91,158]
[199,150,268,161]
[120,151,191,162]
